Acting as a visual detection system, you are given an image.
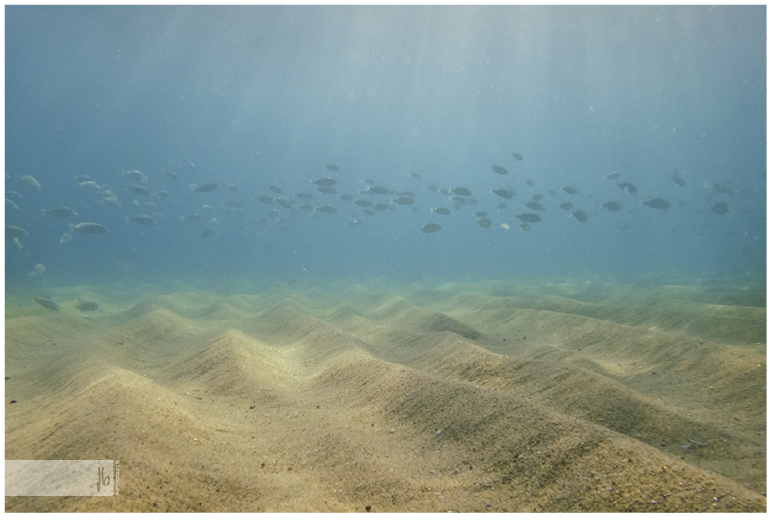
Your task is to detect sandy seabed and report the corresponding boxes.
[4,277,766,512]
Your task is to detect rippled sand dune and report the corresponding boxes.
[5,279,766,512]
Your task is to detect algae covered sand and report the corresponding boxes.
[5,278,766,512]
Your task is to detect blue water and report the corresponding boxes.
[5,5,766,288]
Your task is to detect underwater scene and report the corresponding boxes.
[4,5,766,512]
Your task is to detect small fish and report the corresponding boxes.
[451,187,472,197]
[711,202,729,215]
[559,202,573,212]
[525,179,535,187]
[316,186,337,195]
[188,183,218,193]
[420,222,442,233]
[604,171,621,181]
[124,170,147,183]
[126,215,156,225]
[338,194,354,202]
[6,225,29,248]
[325,163,341,172]
[491,164,508,175]
[519,222,531,231]
[392,195,415,205]
[33,296,59,311]
[491,188,516,199]
[476,217,492,228]
[156,191,171,200]
[474,211,488,218]
[364,186,391,195]
[275,196,293,209]
[617,182,637,194]
[79,181,101,190]
[354,199,374,208]
[314,204,338,214]
[28,264,45,277]
[409,172,421,180]
[671,168,685,186]
[164,169,179,181]
[76,297,99,312]
[602,201,622,211]
[254,194,276,204]
[312,177,337,187]
[295,193,315,200]
[512,152,523,161]
[532,194,543,201]
[199,228,215,239]
[6,225,28,239]
[126,185,151,196]
[268,184,284,194]
[431,206,452,215]
[41,207,78,218]
[562,185,578,195]
[373,203,390,211]
[524,200,545,212]
[69,222,110,234]
[6,199,18,210]
[17,175,41,189]
[515,213,541,223]
[642,197,671,210]
[60,233,73,246]
[226,183,241,192]
[6,191,22,200]
[571,209,589,222]
[224,200,244,209]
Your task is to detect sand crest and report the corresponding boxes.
[5,279,766,512]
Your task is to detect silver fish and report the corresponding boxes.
[515,213,541,223]
[42,207,78,218]
[420,223,442,233]
[312,177,337,187]
[314,204,338,214]
[642,197,671,210]
[34,296,59,311]
[126,215,156,225]
[69,222,110,234]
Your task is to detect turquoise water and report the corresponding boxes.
[5,5,766,290]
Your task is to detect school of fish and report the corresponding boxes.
[6,153,742,311]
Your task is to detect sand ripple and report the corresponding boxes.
[5,280,766,512]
